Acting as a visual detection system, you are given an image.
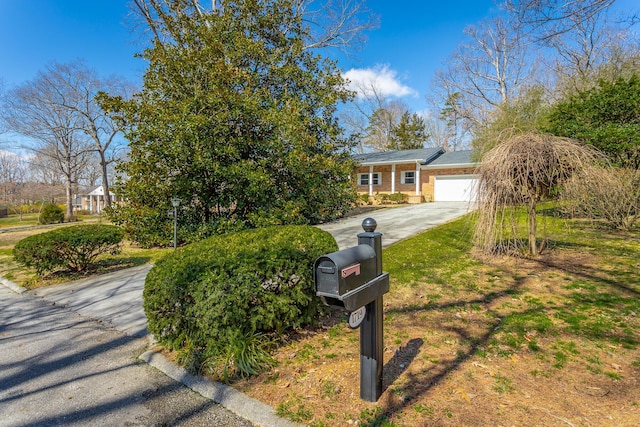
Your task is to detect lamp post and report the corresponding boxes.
[170,197,181,250]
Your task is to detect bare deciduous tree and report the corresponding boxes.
[363,101,407,152]
[294,0,379,53]
[423,113,453,150]
[432,15,534,136]
[0,150,28,217]
[503,0,616,41]
[474,133,601,257]
[46,61,132,207]
[1,65,94,220]
[340,78,408,152]
[503,0,637,94]
[131,0,378,53]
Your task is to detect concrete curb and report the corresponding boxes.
[0,276,27,294]
[140,348,306,427]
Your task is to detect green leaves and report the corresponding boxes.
[143,225,337,379]
[106,0,355,246]
[546,75,640,168]
[13,225,124,275]
[38,204,65,225]
[389,111,428,150]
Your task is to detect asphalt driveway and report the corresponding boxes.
[317,201,473,250]
[27,202,474,337]
[1,201,472,426]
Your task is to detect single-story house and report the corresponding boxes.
[353,148,479,203]
[73,186,120,214]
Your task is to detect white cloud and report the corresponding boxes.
[343,65,418,100]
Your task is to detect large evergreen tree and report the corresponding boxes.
[105,0,356,246]
[545,75,640,168]
[388,111,428,150]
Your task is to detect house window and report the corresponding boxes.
[358,173,381,186]
[401,171,415,185]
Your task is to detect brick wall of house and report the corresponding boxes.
[355,164,421,194]
[356,165,477,202]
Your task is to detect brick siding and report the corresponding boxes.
[356,164,477,202]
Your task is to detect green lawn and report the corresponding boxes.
[0,212,102,228]
[237,207,640,427]
[0,213,41,227]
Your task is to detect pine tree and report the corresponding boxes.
[388,111,428,150]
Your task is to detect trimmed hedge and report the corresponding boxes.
[144,225,338,380]
[39,204,65,224]
[13,225,124,275]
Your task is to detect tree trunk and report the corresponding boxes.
[100,150,111,207]
[528,198,537,256]
[66,181,74,222]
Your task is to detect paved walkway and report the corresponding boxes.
[0,285,255,427]
[29,264,152,338]
[0,202,472,426]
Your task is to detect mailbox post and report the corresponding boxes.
[357,218,384,402]
[314,217,388,402]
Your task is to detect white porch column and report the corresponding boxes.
[89,196,93,213]
[368,165,374,196]
[415,162,421,196]
[391,164,396,194]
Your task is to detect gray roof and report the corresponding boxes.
[354,147,444,165]
[425,150,477,166]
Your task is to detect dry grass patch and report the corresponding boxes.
[233,214,639,427]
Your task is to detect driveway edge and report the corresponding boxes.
[140,348,306,427]
[0,276,27,294]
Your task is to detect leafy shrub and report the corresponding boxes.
[144,225,337,380]
[379,193,408,204]
[13,225,124,275]
[39,204,65,224]
[560,166,640,230]
[105,205,171,248]
[358,194,372,205]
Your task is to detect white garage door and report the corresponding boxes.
[434,175,478,202]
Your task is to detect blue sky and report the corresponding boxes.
[0,0,637,116]
[0,0,499,115]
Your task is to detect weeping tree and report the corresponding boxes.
[474,133,600,256]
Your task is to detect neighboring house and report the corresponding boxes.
[354,148,479,203]
[73,186,119,214]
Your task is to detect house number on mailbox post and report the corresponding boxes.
[347,306,367,329]
[314,218,389,402]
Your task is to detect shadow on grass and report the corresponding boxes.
[383,338,423,390]
[535,255,640,298]
[363,271,529,426]
[362,244,639,426]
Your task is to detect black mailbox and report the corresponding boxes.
[314,217,388,402]
[314,244,389,311]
